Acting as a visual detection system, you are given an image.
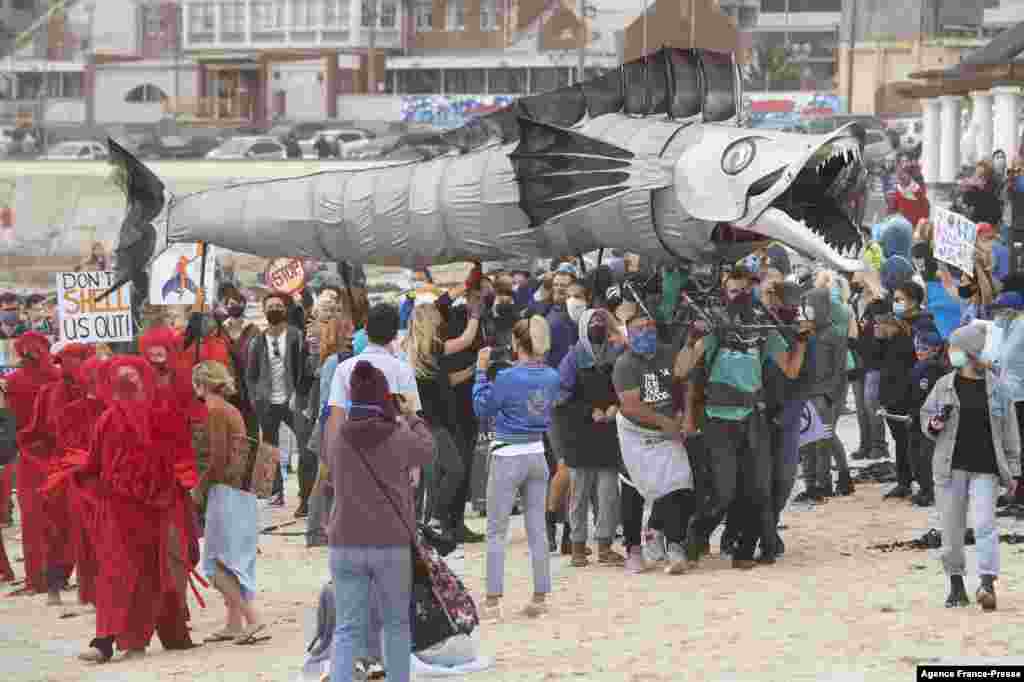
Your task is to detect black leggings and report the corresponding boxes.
[886,417,912,488]
[448,380,479,528]
[621,483,692,550]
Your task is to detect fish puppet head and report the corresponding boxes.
[670,123,866,272]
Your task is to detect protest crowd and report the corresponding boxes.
[3,147,1024,681]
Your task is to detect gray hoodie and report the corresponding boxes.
[796,287,846,405]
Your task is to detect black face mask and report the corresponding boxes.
[588,326,608,345]
[850,283,864,295]
[265,310,287,326]
[958,285,977,299]
[227,303,245,319]
[483,292,496,309]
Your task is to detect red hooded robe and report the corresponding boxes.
[85,356,184,651]
[44,354,107,604]
[139,327,202,649]
[19,343,96,592]
[8,332,59,592]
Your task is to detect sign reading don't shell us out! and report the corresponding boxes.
[264,258,306,295]
[56,271,133,344]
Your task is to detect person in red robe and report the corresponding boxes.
[18,342,95,604]
[139,327,203,652]
[52,354,108,607]
[79,356,187,663]
[6,332,58,594]
[886,164,930,229]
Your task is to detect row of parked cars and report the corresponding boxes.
[18,120,452,163]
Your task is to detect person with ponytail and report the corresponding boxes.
[921,321,1020,611]
[473,316,560,622]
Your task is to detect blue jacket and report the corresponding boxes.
[472,365,560,444]
[545,305,578,369]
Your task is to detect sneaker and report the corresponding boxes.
[522,600,548,618]
[665,543,690,575]
[267,494,285,508]
[911,491,935,507]
[293,501,309,518]
[643,529,668,564]
[479,601,503,623]
[597,546,625,567]
[624,546,649,574]
[366,660,386,680]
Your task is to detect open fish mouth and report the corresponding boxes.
[729,128,868,272]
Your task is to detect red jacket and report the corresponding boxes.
[887,183,930,229]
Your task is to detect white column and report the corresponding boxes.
[971,90,995,161]
[994,85,1021,166]
[921,97,941,185]
[939,95,963,184]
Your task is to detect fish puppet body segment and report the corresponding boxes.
[111,48,868,273]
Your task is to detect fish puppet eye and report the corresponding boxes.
[722,139,757,175]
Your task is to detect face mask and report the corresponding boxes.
[745,255,760,273]
[213,305,229,324]
[949,349,969,368]
[830,286,842,305]
[533,290,546,303]
[483,292,496,309]
[0,311,16,325]
[958,285,976,299]
[115,374,141,398]
[892,302,906,319]
[796,304,815,323]
[227,302,245,318]
[774,306,798,324]
[631,328,657,355]
[567,299,586,322]
[995,157,1007,175]
[726,290,752,306]
[265,309,287,326]
[588,325,608,345]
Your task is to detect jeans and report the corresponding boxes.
[569,468,619,544]
[830,383,850,476]
[307,481,334,547]
[857,371,887,457]
[939,471,1000,577]
[485,451,551,597]
[328,545,411,682]
[773,400,802,520]
[697,414,775,559]
[801,396,836,491]
[260,402,294,497]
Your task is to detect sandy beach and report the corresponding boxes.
[3,414,1024,682]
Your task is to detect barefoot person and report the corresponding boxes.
[192,361,268,645]
[922,321,1021,611]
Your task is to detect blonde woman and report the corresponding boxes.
[473,317,560,621]
[401,303,478,537]
[192,361,267,645]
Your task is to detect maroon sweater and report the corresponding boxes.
[327,415,433,547]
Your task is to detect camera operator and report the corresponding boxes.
[684,266,808,569]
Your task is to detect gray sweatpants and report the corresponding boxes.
[939,470,1000,578]
[486,450,551,597]
[569,468,619,544]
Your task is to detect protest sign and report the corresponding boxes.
[150,243,217,305]
[265,258,306,295]
[56,271,133,344]
[931,206,977,272]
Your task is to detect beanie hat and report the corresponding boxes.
[949,321,988,358]
[879,215,913,259]
[349,360,396,420]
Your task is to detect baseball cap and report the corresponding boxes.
[556,262,580,278]
[976,223,996,239]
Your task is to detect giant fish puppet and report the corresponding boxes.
[104,47,868,288]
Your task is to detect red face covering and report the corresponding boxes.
[57,343,96,386]
[104,356,157,448]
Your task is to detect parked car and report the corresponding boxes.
[40,140,109,160]
[305,128,376,159]
[204,136,287,160]
[137,135,222,160]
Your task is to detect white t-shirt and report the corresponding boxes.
[328,342,421,412]
[266,331,288,405]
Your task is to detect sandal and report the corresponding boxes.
[233,624,271,645]
[204,630,241,643]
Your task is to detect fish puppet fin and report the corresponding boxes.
[508,117,671,227]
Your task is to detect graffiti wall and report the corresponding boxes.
[401,95,518,129]
[744,91,847,126]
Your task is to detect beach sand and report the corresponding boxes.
[3,414,1024,682]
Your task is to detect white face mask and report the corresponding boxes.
[567,298,587,322]
[797,303,815,323]
[533,290,546,303]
